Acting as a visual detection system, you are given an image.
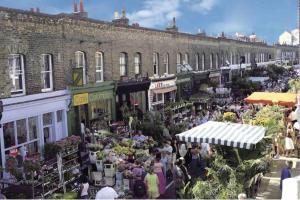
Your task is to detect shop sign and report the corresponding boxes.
[209,72,221,78]
[176,77,191,84]
[89,91,113,102]
[150,79,176,90]
[73,93,89,106]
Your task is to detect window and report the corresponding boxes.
[216,54,219,69]
[230,53,233,64]
[134,53,142,75]
[28,117,38,141]
[3,122,15,149]
[17,119,27,144]
[202,53,205,71]
[8,54,25,95]
[183,53,189,64]
[95,52,104,82]
[57,110,63,122]
[195,53,199,71]
[41,54,53,92]
[43,113,53,144]
[75,51,86,84]
[210,54,213,69]
[176,53,182,65]
[120,52,128,76]
[153,52,159,75]
[163,53,169,74]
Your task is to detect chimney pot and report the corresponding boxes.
[80,0,84,12]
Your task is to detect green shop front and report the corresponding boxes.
[176,72,193,100]
[68,82,116,134]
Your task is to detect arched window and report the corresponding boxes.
[195,53,199,71]
[41,54,53,92]
[153,52,159,75]
[134,52,142,75]
[8,54,26,95]
[95,52,104,82]
[163,53,169,74]
[216,53,219,69]
[210,54,213,69]
[202,53,205,71]
[183,53,189,64]
[120,52,128,76]
[75,51,86,84]
[176,53,182,65]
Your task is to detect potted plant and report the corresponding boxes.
[44,143,62,160]
[23,159,41,180]
[96,151,105,171]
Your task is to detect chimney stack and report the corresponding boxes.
[74,0,78,13]
[36,7,40,13]
[80,0,84,12]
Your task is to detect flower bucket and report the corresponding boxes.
[96,160,103,171]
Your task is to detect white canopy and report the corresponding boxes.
[176,121,265,149]
[282,176,300,200]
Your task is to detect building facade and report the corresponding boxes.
[0,4,289,165]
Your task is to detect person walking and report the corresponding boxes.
[173,159,185,198]
[153,153,166,196]
[285,133,294,157]
[144,166,160,199]
[79,175,89,199]
[280,161,293,190]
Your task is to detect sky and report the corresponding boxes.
[0,0,298,44]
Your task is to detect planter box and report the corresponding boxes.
[104,177,115,187]
[123,178,130,190]
[91,171,103,181]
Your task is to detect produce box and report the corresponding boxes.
[96,160,103,171]
[91,171,103,181]
[123,178,130,190]
[104,176,115,187]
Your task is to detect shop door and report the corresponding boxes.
[79,104,89,128]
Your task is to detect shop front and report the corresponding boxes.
[148,75,177,111]
[209,70,221,86]
[68,81,116,134]
[220,68,231,87]
[116,77,151,120]
[176,72,192,101]
[0,90,70,167]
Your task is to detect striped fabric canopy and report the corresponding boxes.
[176,121,265,149]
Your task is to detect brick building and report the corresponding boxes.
[0,1,294,166]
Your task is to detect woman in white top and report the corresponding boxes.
[79,175,89,199]
[285,133,295,157]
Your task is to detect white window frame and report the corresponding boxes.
[216,54,219,69]
[41,54,53,92]
[230,53,233,64]
[134,53,141,75]
[210,54,213,69]
[202,53,205,71]
[183,53,189,65]
[163,53,169,74]
[176,53,182,65]
[95,52,104,82]
[8,54,26,96]
[120,52,127,76]
[153,53,159,75]
[195,54,199,71]
[75,51,86,84]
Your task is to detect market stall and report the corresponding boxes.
[176,121,265,149]
[244,92,297,107]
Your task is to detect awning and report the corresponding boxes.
[244,92,297,107]
[209,72,220,78]
[176,121,265,149]
[152,86,177,94]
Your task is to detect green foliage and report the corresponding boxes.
[139,111,164,142]
[23,160,41,173]
[192,155,243,199]
[44,143,62,160]
[223,112,237,122]
[288,79,300,93]
[178,182,193,199]
[168,122,188,136]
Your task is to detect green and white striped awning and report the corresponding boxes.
[176,121,265,149]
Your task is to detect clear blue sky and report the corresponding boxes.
[0,0,298,44]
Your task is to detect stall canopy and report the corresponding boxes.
[176,121,265,149]
[244,92,297,107]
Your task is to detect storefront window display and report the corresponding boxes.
[89,99,112,130]
[43,113,53,144]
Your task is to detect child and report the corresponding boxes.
[144,166,160,199]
